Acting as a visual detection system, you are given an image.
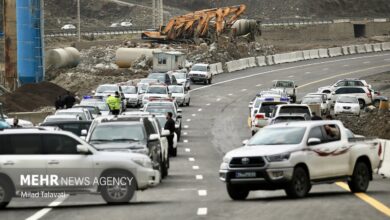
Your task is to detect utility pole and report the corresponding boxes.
[152,0,156,28]
[160,0,163,25]
[77,0,81,41]
[3,0,18,91]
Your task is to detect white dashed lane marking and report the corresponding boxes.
[192,114,196,117]
[184,139,188,143]
[186,119,191,122]
[189,157,195,162]
[185,148,191,152]
[288,75,294,78]
[256,84,262,87]
[192,165,200,170]
[197,208,208,216]
[184,125,189,129]
[206,103,211,106]
[228,93,233,96]
[183,132,188,136]
[26,195,69,220]
[216,98,221,102]
[305,71,311,74]
[198,108,202,112]
[241,89,247,92]
[363,61,371,64]
[198,190,207,196]
[196,175,203,180]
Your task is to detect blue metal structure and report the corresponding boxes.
[16,0,45,85]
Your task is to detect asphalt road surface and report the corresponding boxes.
[2,52,390,220]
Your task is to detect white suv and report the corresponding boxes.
[0,128,159,208]
[330,86,372,109]
[188,63,212,85]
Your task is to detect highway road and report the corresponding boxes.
[1,52,390,220]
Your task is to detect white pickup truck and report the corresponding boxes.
[219,121,382,200]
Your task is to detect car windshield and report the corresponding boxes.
[275,81,294,88]
[146,107,176,117]
[169,86,184,93]
[55,112,86,120]
[80,101,109,111]
[274,117,305,124]
[75,106,98,114]
[259,102,283,117]
[122,86,137,94]
[96,85,118,93]
[148,73,165,82]
[337,96,358,103]
[248,127,306,145]
[147,87,167,94]
[302,97,322,104]
[279,106,310,115]
[140,79,158,84]
[90,123,145,142]
[156,117,167,127]
[191,65,207,71]
[173,73,186,79]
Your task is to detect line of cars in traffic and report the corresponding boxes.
[220,78,385,200]
[0,68,199,208]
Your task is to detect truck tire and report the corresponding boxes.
[226,184,249,200]
[285,167,310,198]
[101,171,136,204]
[0,178,12,209]
[348,161,370,193]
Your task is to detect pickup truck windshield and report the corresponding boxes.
[275,81,294,88]
[248,127,306,145]
[90,123,145,142]
[192,65,207,71]
[278,106,310,115]
[147,87,167,94]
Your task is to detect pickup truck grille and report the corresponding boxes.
[229,157,265,168]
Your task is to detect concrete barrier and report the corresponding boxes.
[328,47,343,57]
[256,56,267,66]
[381,42,390,51]
[216,62,223,74]
[303,50,311,60]
[226,60,238,72]
[295,51,305,61]
[273,54,282,64]
[309,49,320,59]
[356,45,366,53]
[364,44,373,53]
[378,139,390,178]
[247,57,257,67]
[372,43,382,52]
[318,48,329,58]
[7,112,52,125]
[266,55,275,65]
[348,45,357,54]
[238,58,249,70]
[342,46,350,55]
[210,63,218,75]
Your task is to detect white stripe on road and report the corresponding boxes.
[184,139,188,143]
[198,108,202,112]
[305,71,311,74]
[216,98,221,102]
[186,119,191,122]
[192,165,200,170]
[196,175,203,180]
[192,114,196,117]
[189,53,390,93]
[189,157,195,162]
[185,148,191,152]
[288,75,294,78]
[228,93,233,96]
[183,132,188,136]
[256,84,262,87]
[26,195,69,220]
[198,190,207,196]
[197,208,208,216]
[241,89,247,92]
[363,61,371,64]
[206,103,211,106]
[184,125,189,129]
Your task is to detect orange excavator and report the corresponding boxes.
[142,4,246,41]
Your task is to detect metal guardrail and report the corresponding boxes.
[44,26,150,37]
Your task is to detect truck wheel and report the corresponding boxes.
[101,171,136,204]
[226,184,249,200]
[285,167,310,198]
[348,161,370,192]
[0,178,12,209]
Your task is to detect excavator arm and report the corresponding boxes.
[142,4,246,41]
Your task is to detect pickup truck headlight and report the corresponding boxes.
[132,148,149,155]
[266,153,290,162]
[222,156,231,163]
[132,157,152,168]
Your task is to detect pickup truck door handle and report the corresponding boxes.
[48,160,60,165]
[3,161,14,165]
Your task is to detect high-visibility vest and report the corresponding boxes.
[106,96,121,110]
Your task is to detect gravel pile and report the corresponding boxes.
[336,110,390,139]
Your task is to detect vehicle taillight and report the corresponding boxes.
[255,114,265,119]
[378,143,382,157]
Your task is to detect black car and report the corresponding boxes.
[40,120,92,136]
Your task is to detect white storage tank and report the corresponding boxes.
[46,47,80,68]
[116,48,160,68]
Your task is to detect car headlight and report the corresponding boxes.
[132,157,152,168]
[222,156,232,163]
[266,153,290,162]
[131,148,149,155]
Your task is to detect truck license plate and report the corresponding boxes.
[235,171,256,178]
